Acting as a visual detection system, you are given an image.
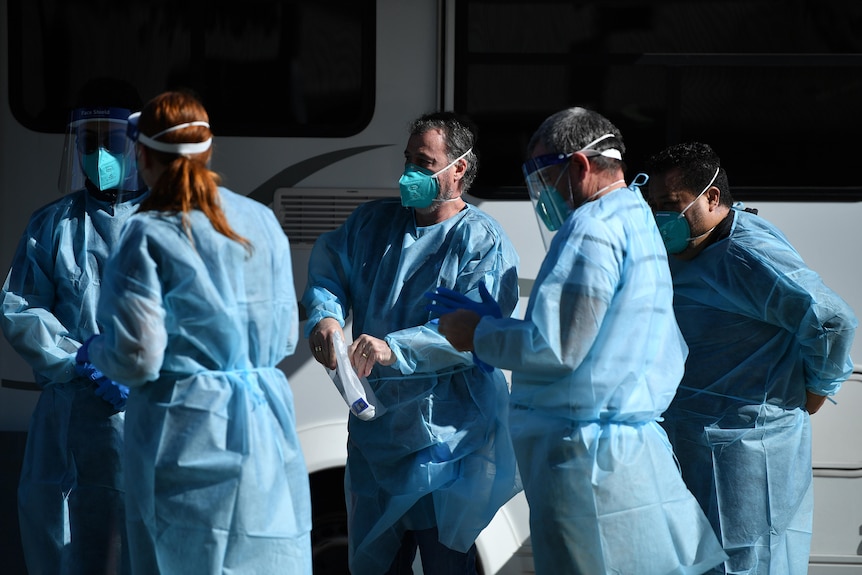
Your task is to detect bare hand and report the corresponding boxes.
[348,334,396,378]
[805,390,828,414]
[437,309,481,351]
[309,318,343,370]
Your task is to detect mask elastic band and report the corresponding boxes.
[584,179,626,204]
[432,147,473,177]
[428,147,474,204]
[680,167,720,217]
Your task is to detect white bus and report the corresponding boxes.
[1,1,861,573]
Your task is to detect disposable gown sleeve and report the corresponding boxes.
[720,241,856,395]
[387,272,517,376]
[280,249,300,359]
[301,225,351,337]
[389,228,520,376]
[1,217,81,384]
[89,221,168,387]
[473,216,617,375]
[385,324,474,375]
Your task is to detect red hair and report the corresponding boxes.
[137,91,251,252]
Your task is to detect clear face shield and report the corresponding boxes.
[523,133,623,251]
[58,106,143,202]
[523,152,573,251]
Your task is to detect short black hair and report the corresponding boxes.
[644,141,733,207]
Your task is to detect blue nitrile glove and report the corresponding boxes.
[75,335,103,382]
[425,281,501,373]
[76,334,97,364]
[424,280,503,320]
[75,335,129,411]
[471,352,494,373]
[77,361,129,411]
[94,377,130,412]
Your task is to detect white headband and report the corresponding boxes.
[579,133,622,161]
[131,112,212,156]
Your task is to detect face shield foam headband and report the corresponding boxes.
[522,132,623,192]
[127,111,212,157]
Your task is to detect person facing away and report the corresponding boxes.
[432,107,727,575]
[83,90,312,574]
[645,141,857,574]
[302,111,521,575]
[0,77,146,575]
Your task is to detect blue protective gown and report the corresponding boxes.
[87,187,312,575]
[1,190,144,575]
[661,208,857,575]
[473,183,727,575]
[302,198,521,575]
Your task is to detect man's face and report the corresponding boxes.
[527,141,573,208]
[404,128,458,198]
[73,119,131,192]
[76,119,128,155]
[647,169,698,214]
[648,167,712,258]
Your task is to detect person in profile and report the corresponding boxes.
[645,141,857,574]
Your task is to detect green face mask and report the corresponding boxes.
[533,169,572,232]
[653,167,719,254]
[398,148,472,209]
[524,134,624,233]
[82,148,125,191]
[398,163,440,208]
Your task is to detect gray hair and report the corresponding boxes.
[409,111,478,192]
[527,107,626,173]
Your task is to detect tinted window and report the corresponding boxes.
[8,0,375,137]
[456,0,862,200]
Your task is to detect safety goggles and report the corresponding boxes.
[68,107,132,154]
[75,128,129,154]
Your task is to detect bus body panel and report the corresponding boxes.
[2,0,862,572]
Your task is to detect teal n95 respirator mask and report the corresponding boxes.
[399,148,472,208]
[654,167,720,254]
[82,148,125,191]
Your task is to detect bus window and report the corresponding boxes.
[456,0,862,201]
[8,0,375,137]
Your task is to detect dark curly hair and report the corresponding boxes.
[644,142,733,207]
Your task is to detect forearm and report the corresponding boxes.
[1,304,81,383]
[805,390,828,414]
[91,294,167,387]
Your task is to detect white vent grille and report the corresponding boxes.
[274,188,396,245]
